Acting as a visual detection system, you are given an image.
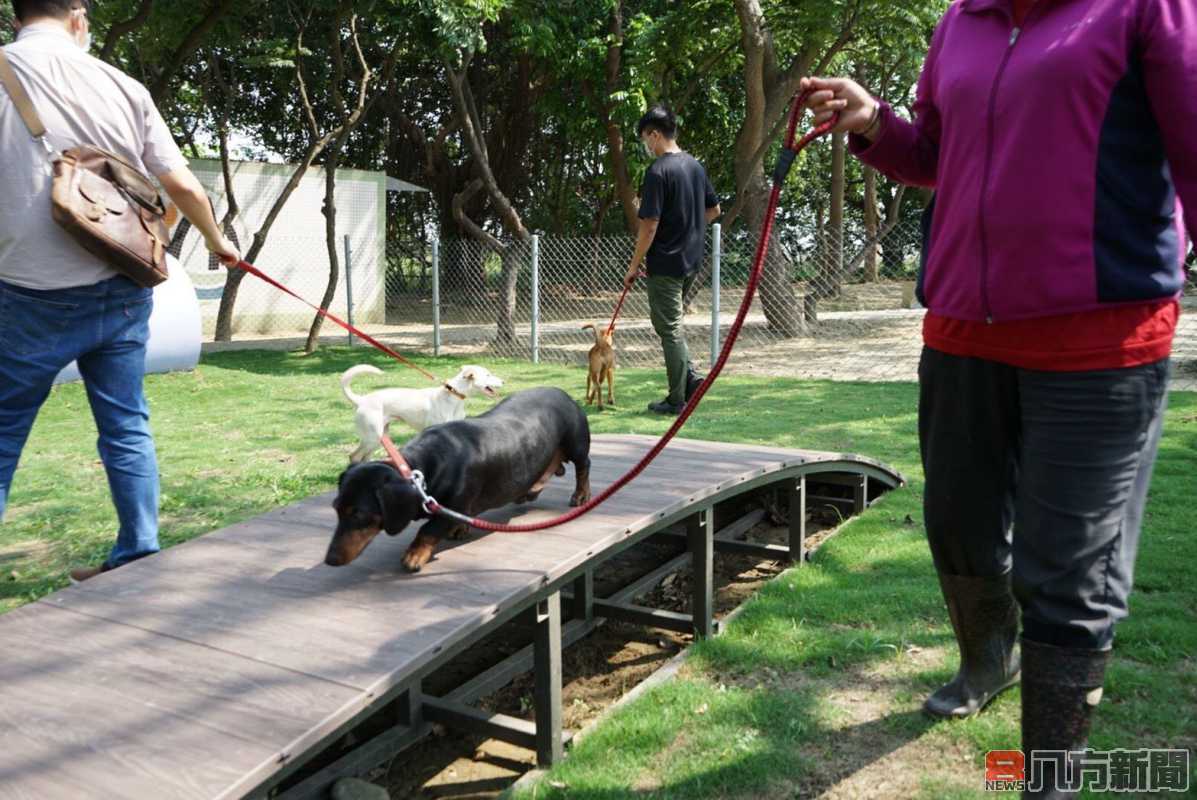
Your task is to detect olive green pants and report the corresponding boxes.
[646,274,694,405]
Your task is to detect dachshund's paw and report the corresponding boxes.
[569,491,591,507]
[401,542,435,572]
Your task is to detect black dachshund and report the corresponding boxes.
[325,387,592,572]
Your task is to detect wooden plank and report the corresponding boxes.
[572,570,594,622]
[610,551,691,605]
[599,434,902,484]
[41,551,507,691]
[445,617,597,706]
[423,698,537,751]
[710,538,791,559]
[591,600,695,634]
[790,478,806,565]
[0,434,904,800]
[688,508,714,639]
[807,493,857,506]
[656,508,766,546]
[0,604,360,800]
[396,685,422,728]
[532,593,563,766]
[276,723,427,800]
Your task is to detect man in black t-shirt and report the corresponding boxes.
[623,105,721,415]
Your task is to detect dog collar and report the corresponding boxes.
[443,383,467,400]
[380,434,441,516]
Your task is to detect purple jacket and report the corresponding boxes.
[852,0,1196,322]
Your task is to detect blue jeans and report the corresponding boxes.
[0,276,159,568]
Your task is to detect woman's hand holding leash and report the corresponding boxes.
[800,77,881,141]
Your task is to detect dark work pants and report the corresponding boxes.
[918,347,1170,650]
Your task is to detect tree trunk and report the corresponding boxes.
[722,0,860,332]
[604,119,639,235]
[730,89,804,335]
[214,89,338,340]
[597,0,638,235]
[445,53,532,345]
[443,244,487,297]
[743,177,802,336]
[213,140,327,341]
[493,246,521,352]
[863,166,880,282]
[215,7,394,341]
[305,149,340,354]
[206,95,241,272]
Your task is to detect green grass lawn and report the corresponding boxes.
[2,348,1193,797]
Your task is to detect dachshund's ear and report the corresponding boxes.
[462,366,477,381]
[376,481,418,536]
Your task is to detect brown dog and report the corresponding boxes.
[581,323,615,409]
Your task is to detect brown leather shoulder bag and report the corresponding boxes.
[0,49,170,287]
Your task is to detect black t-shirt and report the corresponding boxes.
[638,152,719,278]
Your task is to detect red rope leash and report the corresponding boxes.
[227,258,441,384]
[390,90,835,533]
[606,270,644,336]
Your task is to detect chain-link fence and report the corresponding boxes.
[204,224,1197,390]
[380,220,933,383]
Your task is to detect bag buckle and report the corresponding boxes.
[34,133,59,161]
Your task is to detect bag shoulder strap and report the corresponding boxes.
[0,48,48,140]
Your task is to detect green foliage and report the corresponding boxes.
[8,0,948,246]
[0,7,14,46]
[419,0,509,57]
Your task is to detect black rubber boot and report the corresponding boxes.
[923,572,1021,718]
[685,365,705,402]
[647,399,683,416]
[1020,639,1110,799]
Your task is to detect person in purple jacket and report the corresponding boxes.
[804,1,1193,796]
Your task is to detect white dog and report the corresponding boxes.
[340,364,504,463]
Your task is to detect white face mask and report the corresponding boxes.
[72,9,91,52]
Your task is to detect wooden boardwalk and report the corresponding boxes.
[0,435,902,800]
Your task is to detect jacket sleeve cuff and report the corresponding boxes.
[848,100,894,162]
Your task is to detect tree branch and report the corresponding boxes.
[452,178,504,250]
[293,11,321,140]
[445,52,529,242]
[149,0,236,103]
[674,42,737,112]
[99,0,153,63]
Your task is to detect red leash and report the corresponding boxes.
[227,258,441,384]
[382,90,835,533]
[606,270,644,335]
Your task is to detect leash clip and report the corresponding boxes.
[408,469,439,515]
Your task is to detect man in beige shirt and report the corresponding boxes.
[0,0,237,581]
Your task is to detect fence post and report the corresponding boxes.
[343,234,355,347]
[531,234,540,364]
[710,223,721,366]
[432,237,441,358]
